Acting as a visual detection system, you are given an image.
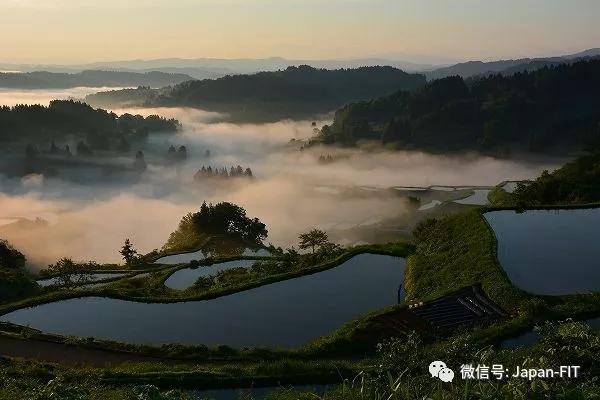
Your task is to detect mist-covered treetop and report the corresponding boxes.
[0,100,180,143]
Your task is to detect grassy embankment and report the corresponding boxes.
[408,208,600,341]
[0,354,368,398]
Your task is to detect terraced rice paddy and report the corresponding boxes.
[485,208,600,295]
[1,254,405,347]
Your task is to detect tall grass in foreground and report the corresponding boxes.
[0,321,597,399]
[260,321,600,400]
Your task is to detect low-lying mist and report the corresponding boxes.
[0,87,131,107]
[0,91,565,269]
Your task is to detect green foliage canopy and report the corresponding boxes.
[165,202,268,251]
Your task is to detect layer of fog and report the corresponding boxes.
[0,87,130,107]
[0,91,564,269]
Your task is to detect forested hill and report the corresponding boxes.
[511,153,600,205]
[0,70,193,89]
[315,59,600,154]
[0,100,180,144]
[85,65,426,121]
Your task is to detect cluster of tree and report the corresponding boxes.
[25,140,148,173]
[84,86,169,109]
[0,100,180,146]
[317,153,349,164]
[315,59,600,154]
[269,229,343,270]
[166,145,188,162]
[191,229,341,290]
[265,229,342,269]
[165,202,267,251]
[193,165,253,181]
[510,153,600,205]
[0,70,193,89]
[41,258,100,276]
[27,138,150,162]
[318,154,336,164]
[0,239,37,300]
[49,141,72,156]
[298,229,340,256]
[43,258,103,288]
[86,66,426,122]
[191,257,293,289]
[26,141,87,158]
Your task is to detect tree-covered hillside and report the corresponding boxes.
[510,153,600,205]
[0,100,180,144]
[86,65,426,121]
[316,60,600,153]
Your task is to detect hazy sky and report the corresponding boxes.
[1,0,599,64]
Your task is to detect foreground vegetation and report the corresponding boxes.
[269,320,600,400]
[0,319,597,399]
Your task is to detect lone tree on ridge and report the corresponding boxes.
[298,229,329,254]
[120,238,138,265]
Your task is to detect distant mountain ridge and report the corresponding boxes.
[425,48,600,80]
[0,57,436,80]
[3,48,599,81]
[86,65,426,122]
[0,70,193,89]
[566,48,600,58]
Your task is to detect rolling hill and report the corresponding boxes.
[86,65,426,121]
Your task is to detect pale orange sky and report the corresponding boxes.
[1,0,599,64]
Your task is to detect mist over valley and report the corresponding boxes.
[0,89,563,267]
[1,4,599,396]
